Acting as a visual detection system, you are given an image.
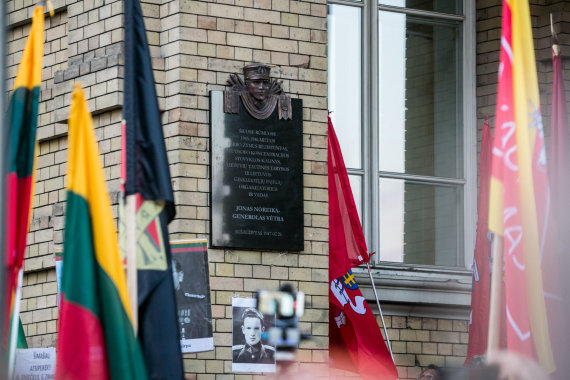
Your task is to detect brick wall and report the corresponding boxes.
[327,314,469,380]
[381,315,468,380]
[14,0,568,377]
[8,0,329,378]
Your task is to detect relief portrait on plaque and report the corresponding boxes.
[210,64,304,251]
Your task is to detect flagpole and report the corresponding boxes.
[0,0,8,375]
[7,270,24,378]
[126,194,138,333]
[486,236,503,354]
[367,263,394,361]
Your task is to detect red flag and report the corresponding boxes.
[328,118,370,281]
[549,37,570,303]
[488,0,555,371]
[549,40,570,219]
[328,117,397,380]
[546,38,570,380]
[465,118,493,363]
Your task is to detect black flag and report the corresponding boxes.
[123,0,183,378]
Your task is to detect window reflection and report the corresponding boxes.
[379,12,461,179]
[328,5,362,169]
[380,178,462,266]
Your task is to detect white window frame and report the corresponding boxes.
[328,0,476,314]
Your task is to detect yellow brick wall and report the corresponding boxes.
[379,315,468,380]
[15,0,570,377]
[9,0,329,378]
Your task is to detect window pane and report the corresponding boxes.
[348,174,363,223]
[328,5,362,169]
[378,0,462,15]
[379,178,463,266]
[378,12,462,179]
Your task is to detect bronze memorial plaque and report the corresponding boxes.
[210,64,303,251]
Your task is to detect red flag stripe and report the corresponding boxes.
[57,299,109,380]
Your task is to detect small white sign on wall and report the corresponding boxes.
[13,347,56,380]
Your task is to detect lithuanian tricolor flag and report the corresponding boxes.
[4,2,44,357]
[488,0,555,372]
[55,84,147,379]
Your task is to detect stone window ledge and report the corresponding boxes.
[352,263,472,320]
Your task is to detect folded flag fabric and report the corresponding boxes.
[55,84,147,379]
[121,0,183,378]
[488,0,555,372]
[465,118,493,363]
[4,3,44,350]
[328,117,398,380]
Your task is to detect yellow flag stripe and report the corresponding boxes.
[13,6,44,90]
[66,84,134,324]
[488,177,504,235]
[511,0,555,372]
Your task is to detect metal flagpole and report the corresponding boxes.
[7,271,23,378]
[487,236,503,354]
[366,262,394,361]
[0,0,8,376]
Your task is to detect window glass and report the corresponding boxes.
[379,178,462,266]
[328,5,362,169]
[378,12,462,179]
[379,0,462,15]
[326,0,470,269]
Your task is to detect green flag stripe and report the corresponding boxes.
[171,242,206,248]
[8,86,40,176]
[62,191,100,318]
[97,266,147,379]
[17,318,27,349]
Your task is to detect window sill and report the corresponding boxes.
[352,262,472,319]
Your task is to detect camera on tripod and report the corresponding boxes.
[256,284,307,362]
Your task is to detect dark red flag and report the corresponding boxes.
[549,42,570,223]
[465,118,493,363]
[547,40,570,380]
[328,117,397,380]
[328,117,370,281]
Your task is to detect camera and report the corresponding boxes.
[256,284,307,362]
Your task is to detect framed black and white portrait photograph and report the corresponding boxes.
[231,297,276,373]
[171,239,214,353]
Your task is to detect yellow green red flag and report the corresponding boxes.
[4,2,45,365]
[55,84,147,379]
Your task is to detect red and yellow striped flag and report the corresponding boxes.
[55,84,147,379]
[4,3,44,351]
[488,0,555,372]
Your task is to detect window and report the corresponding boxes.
[328,0,476,268]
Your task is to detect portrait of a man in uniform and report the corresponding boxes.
[170,241,214,353]
[232,307,275,364]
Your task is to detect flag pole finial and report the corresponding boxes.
[38,0,54,17]
[551,13,560,56]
